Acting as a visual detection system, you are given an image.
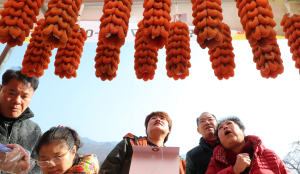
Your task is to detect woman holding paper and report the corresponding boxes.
[99,111,186,174]
[205,116,290,174]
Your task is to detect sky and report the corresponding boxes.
[0,35,299,159]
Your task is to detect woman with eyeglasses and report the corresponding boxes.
[35,126,99,174]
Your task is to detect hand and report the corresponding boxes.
[233,153,251,174]
[0,144,25,172]
[58,125,65,128]
[12,153,35,174]
[0,144,34,174]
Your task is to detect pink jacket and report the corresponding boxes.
[205,135,290,174]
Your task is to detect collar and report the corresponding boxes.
[226,140,254,166]
[200,137,212,149]
[66,154,99,173]
[213,135,265,165]
[0,107,34,122]
[202,137,217,148]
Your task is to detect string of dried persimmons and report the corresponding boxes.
[281,14,300,74]
[166,20,191,80]
[208,23,235,80]
[41,0,83,47]
[21,19,53,78]
[134,20,158,81]
[235,0,284,78]
[54,24,87,79]
[0,0,44,47]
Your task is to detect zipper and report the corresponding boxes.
[5,121,16,144]
[248,154,257,173]
[3,123,10,143]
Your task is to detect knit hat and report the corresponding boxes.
[145,111,172,143]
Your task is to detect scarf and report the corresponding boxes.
[65,154,99,174]
[202,137,217,148]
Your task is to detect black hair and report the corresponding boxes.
[214,116,246,142]
[2,68,39,91]
[35,127,83,166]
[196,112,217,127]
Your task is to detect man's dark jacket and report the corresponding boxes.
[186,138,215,174]
[0,107,42,174]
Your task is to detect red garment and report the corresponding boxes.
[205,135,290,174]
[226,140,254,166]
[203,137,218,148]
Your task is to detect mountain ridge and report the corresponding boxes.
[78,136,186,164]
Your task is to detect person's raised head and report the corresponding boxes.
[196,112,217,140]
[216,116,246,153]
[35,127,83,174]
[145,111,172,144]
[0,68,39,118]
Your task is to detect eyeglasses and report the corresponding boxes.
[198,118,215,124]
[37,146,73,167]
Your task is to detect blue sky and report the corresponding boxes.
[0,38,299,158]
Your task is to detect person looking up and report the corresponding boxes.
[100,111,186,174]
[186,112,218,174]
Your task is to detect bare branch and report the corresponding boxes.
[283,160,300,174]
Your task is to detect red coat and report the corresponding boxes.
[205,135,290,174]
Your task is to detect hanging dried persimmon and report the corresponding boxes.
[236,0,277,49]
[142,0,172,49]
[208,23,235,80]
[0,0,44,47]
[98,0,133,47]
[166,20,191,80]
[21,19,53,78]
[94,39,120,81]
[252,42,284,78]
[192,0,224,49]
[54,24,87,79]
[281,14,300,74]
[134,20,158,81]
[41,0,83,48]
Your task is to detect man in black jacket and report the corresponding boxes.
[0,69,42,174]
[186,112,218,174]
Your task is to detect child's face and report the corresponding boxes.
[38,142,75,174]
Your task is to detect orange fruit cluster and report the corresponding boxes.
[99,0,133,48]
[134,20,158,81]
[142,0,172,49]
[166,21,191,80]
[208,23,235,80]
[236,0,277,49]
[252,42,284,78]
[192,0,223,49]
[41,0,82,48]
[0,0,44,47]
[94,39,120,81]
[281,14,300,74]
[54,24,87,79]
[21,19,53,78]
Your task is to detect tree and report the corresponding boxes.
[283,141,300,174]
